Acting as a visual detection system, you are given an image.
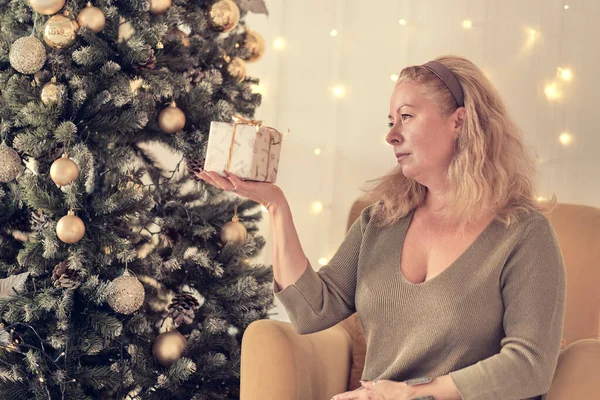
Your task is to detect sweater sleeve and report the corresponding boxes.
[449,215,567,400]
[272,203,373,335]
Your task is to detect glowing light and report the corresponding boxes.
[332,85,346,98]
[314,148,322,155]
[330,29,338,36]
[564,5,570,10]
[390,74,399,81]
[318,257,329,266]
[558,132,572,146]
[398,19,407,25]
[273,37,286,50]
[544,82,560,100]
[311,201,324,214]
[462,20,473,29]
[557,67,573,81]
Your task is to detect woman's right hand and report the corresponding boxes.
[196,169,286,212]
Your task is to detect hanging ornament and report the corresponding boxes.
[220,204,247,244]
[152,330,187,367]
[56,209,86,244]
[158,101,186,134]
[227,57,247,82]
[9,36,47,75]
[149,0,172,15]
[165,27,190,47]
[0,144,22,183]
[29,0,66,15]
[50,153,79,186]
[207,0,240,33]
[77,2,106,33]
[242,29,265,63]
[107,270,145,315]
[41,77,67,106]
[43,13,79,49]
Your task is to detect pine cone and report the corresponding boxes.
[187,158,205,181]
[183,68,205,85]
[133,47,156,71]
[167,293,200,325]
[52,262,81,289]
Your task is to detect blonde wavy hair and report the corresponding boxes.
[360,55,555,230]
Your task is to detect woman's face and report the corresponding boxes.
[386,81,464,186]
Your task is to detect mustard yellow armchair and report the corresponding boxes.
[240,203,600,400]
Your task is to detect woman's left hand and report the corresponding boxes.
[330,379,416,400]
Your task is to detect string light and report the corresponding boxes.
[558,132,572,146]
[311,201,324,214]
[398,19,407,25]
[314,148,322,155]
[318,257,328,266]
[330,29,338,36]
[390,73,399,81]
[564,4,569,9]
[273,37,286,50]
[332,85,346,98]
[544,82,561,100]
[462,20,473,29]
[557,67,572,81]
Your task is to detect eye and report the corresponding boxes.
[387,114,412,128]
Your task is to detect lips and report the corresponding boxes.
[395,153,410,158]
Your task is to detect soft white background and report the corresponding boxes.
[160,0,600,321]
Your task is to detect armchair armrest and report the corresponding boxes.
[543,338,600,399]
[241,319,353,400]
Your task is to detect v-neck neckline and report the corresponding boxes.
[396,208,498,287]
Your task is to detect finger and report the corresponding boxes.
[198,171,218,187]
[206,171,234,190]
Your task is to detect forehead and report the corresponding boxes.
[390,81,422,108]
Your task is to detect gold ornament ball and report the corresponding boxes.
[44,13,79,49]
[207,0,240,33]
[0,145,22,183]
[118,17,135,43]
[107,272,145,315]
[153,330,187,367]
[50,154,79,186]
[41,78,67,106]
[158,102,186,134]
[29,0,66,15]
[166,28,190,47]
[227,57,247,82]
[220,217,247,244]
[56,210,86,244]
[243,30,266,63]
[77,3,106,33]
[149,0,172,15]
[9,36,47,75]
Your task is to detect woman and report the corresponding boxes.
[196,55,566,400]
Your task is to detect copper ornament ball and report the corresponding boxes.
[158,102,186,134]
[149,0,172,15]
[153,330,187,367]
[227,57,247,82]
[43,13,79,49]
[243,30,266,63]
[77,3,106,33]
[29,0,66,15]
[207,0,240,33]
[50,154,79,186]
[56,210,86,244]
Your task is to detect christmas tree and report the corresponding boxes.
[0,0,274,398]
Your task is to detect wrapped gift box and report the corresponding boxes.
[203,117,285,183]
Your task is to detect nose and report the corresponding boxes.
[385,123,404,145]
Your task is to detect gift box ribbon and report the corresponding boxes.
[225,115,289,179]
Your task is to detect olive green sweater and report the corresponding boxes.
[274,204,566,400]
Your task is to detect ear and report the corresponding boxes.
[452,107,466,136]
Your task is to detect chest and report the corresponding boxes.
[400,217,492,284]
